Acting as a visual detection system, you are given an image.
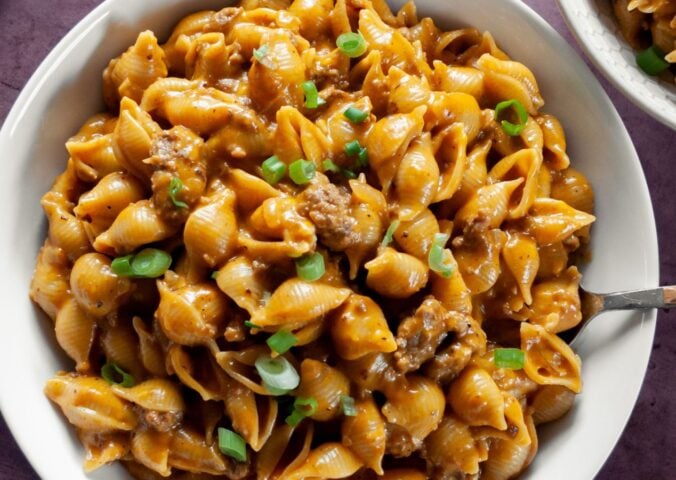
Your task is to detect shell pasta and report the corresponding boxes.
[30,0,595,478]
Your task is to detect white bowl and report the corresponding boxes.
[0,0,659,479]
[557,0,676,130]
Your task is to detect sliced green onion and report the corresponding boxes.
[344,106,369,124]
[267,330,298,354]
[493,348,525,370]
[345,140,362,157]
[336,32,368,58]
[428,233,453,278]
[111,255,134,277]
[340,395,357,417]
[302,80,325,109]
[381,220,401,248]
[101,362,135,388]
[255,355,300,394]
[130,248,172,278]
[295,252,325,281]
[262,155,286,185]
[286,396,318,426]
[357,147,368,167]
[253,44,269,62]
[244,321,261,329]
[289,159,316,185]
[323,159,341,173]
[168,177,188,209]
[342,168,357,179]
[636,45,670,76]
[218,428,247,462]
[495,99,528,136]
[211,271,219,280]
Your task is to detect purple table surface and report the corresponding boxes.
[0,0,674,479]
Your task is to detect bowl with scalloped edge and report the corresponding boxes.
[557,0,676,129]
[0,0,658,479]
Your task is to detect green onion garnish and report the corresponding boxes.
[336,32,368,58]
[381,220,400,248]
[323,159,341,173]
[344,106,369,124]
[253,44,269,62]
[302,80,325,109]
[101,362,135,387]
[493,348,525,370]
[261,155,287,185]
[111,255,134,277]
[130,248,172,278]
[267,330,298,354]
[111,248,172,278]
[342,168,357,179]
[357,147,368,167]
[211,271,219,280]
[168,177,188,209]
[286,396,319,426]
[340,395,357,417]
[636,45,670,76]
[428,233,453,278]
[218,427,247,462]
[255,355,300,395]
[289,159,316,185]
[244,321,261,329]
[495,99,528,137]
[295,252,325,281]
[345,140,362,157]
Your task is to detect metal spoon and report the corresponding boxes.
[564,285,676,347]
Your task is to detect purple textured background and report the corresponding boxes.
[0,0,674,478]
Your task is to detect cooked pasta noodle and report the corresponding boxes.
[30,1,595,478]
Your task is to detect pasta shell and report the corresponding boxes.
[550,167,594,214]
[215,256,269,316]
[297,359,350,421]
[345,202,384,279]
[427,91,481,142]
[341,397,386,475]
[131,429,172,477]
[168,345,225,401]
[225,168,281,213]
[214,345,279,396]
[502,231,539,305]
[537,241,568,279]
[285,443,363,480]
[386,66,432,115]
[30,241,71,321]
[520,322,582,393]
[256,423,314,480]
[482,422,534,480]
[112,98,161,181]
[225,381,278,451]
[330,294,397,360]
[70,253,133,317]
[529,266,582,333]
[41,191,91,261]
[100,322,144,380]
[132,317,167,377]
[424,415,484,476]
[67,132,121,183]
[168,427,228,475]
[156,279,229,346]
[454,229,507,294]
[537,114,570,170]
[531,385,576,425]
[111,379,185,412]
[44,374,138,432]
[289,0,334,40]
[365,248,429,298]
[94,200,177,255]
[79,430,130,473]
[341,352,398,392]
[454,178,523,230]
[525,198,595,246]
[433,61,485,99]
[382,375,445,444]
[394,134,439,221]
[251,279,351,328]
[433,123,468,202]
[395,209,440,260]
[488,148,543,219]
[476,53,544,114]
[55,297,96,372]
[447,366,507,430]
[274,106,332,166]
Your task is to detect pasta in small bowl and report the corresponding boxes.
[557,0,676,129]
[0,0,659,480]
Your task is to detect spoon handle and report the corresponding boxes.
[602,286,676,311]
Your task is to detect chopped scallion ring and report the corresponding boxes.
[342,168,357,179]
[111,255,134,277]
[267,330,298,354]
[345,140,362,157]
[289,159,316,185]
[494,99,528,137]
[253,44,269,62]
[130,248,173,278]
[101,362,135,387]
[340,395,357,416]
[244,321,261,329]
[255,355,300,395]
[168,177,188,209]
[211,271,219,280]
[295,252,325,281]
[261,155,287,185]
[381,220,401,248]
[493,348,525,370]
[302,80,325,109]
[344,106,369,124]
[357,147,368,167]
[286,396,318,426]
[336,32,368,58]
[636,45,670,76]
[218,428,247,462]
[428,233,453,278]
[323,159,341,173]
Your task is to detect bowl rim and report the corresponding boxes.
[0,0,660,479]
[556,0,676,130]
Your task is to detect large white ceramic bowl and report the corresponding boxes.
[0,0,659,479]
[557,0,676,130]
